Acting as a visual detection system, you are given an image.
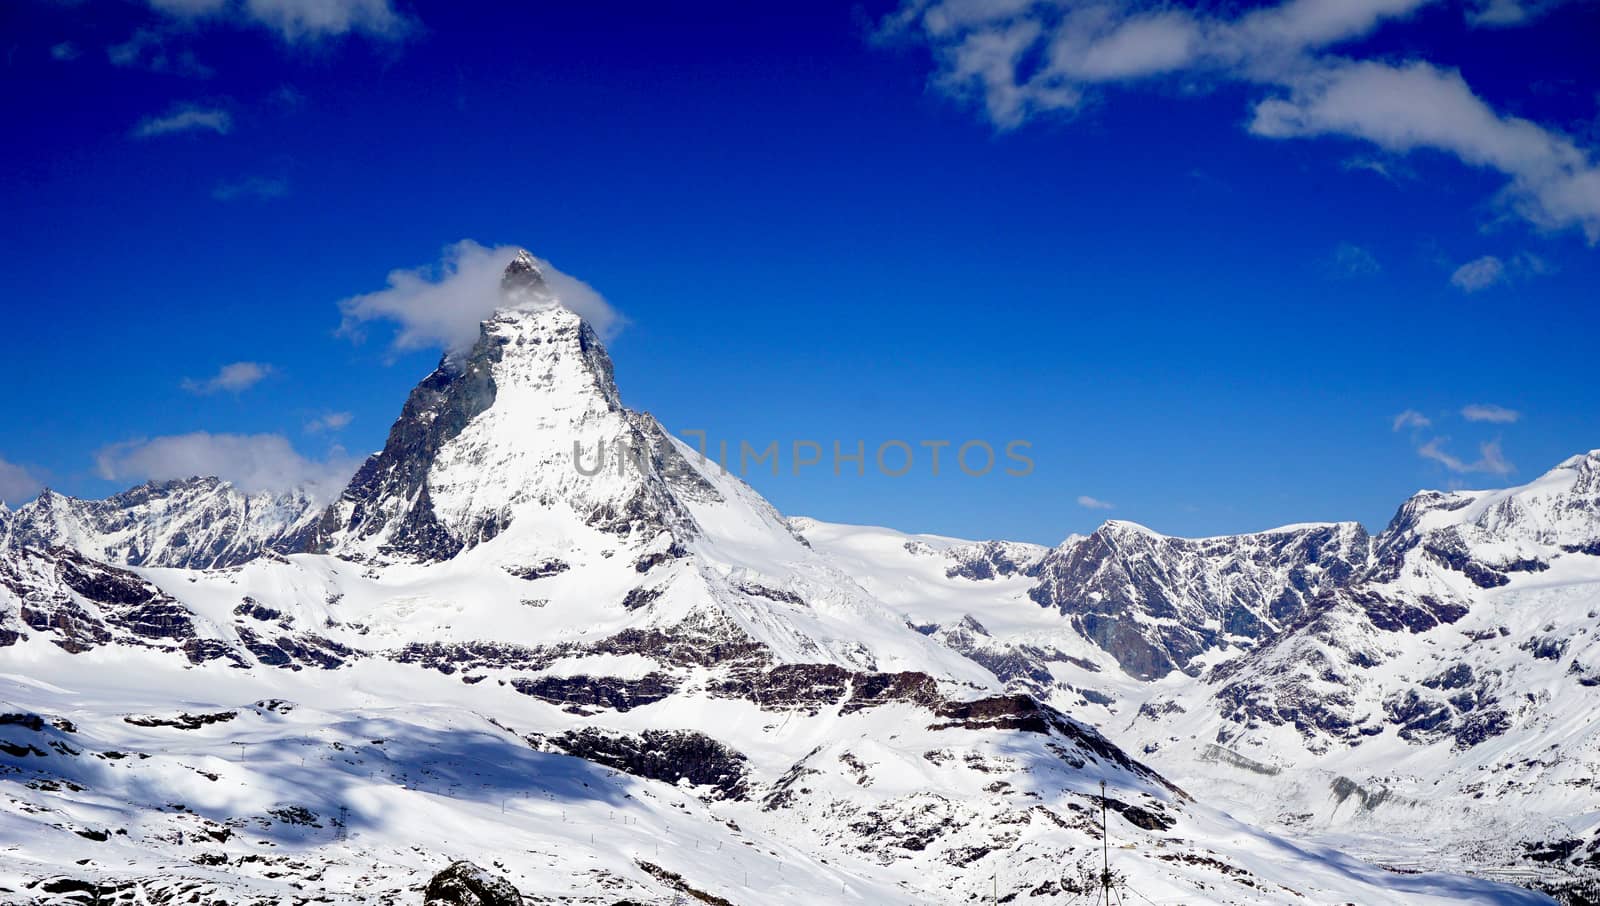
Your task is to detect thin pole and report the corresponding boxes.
[1101,780,1110,897]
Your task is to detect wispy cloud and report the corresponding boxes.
[181,361,273,394]
[1461,403,1521,423]
[338,240,624,355]
[305,411,353,434]
[1077,495,1115,510]
[1418,437,1515,475]
[132,103,232,138]
[0,457,45,505]
[212,175,289,201]
[1466,0,1577,27]
[1248,61,1600,242]
[108,28,213,77]
[140,0,411,43]
[881,0,1600,241]
[95,432,358,501]
[50,42,81,62]
[1333,242,1381,277]
[1449,255,1506,292]
[269,84,306,111]
[1396,404,1519,477]
[1340,154,1412,183]
[1392,409,1431,431]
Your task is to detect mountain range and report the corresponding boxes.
[1,251,1593,905]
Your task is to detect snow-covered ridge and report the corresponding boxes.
[1,477,320,569]
[1027,519,1372,678]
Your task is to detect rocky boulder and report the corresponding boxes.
[423,860,523,906]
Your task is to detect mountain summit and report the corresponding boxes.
[500,247,547,294]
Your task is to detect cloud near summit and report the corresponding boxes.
[337,240,623,355]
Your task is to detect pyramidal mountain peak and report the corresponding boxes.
[500,246,547,294]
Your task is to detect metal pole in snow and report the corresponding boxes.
[1101,780,1110,901]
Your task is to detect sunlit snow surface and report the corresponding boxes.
[0,645,1553,904]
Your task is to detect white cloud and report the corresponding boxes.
[108,28,213,77]
[884,0,1600,241]
[141,0,408,42]
[883,0,1434,124]
[1450,255,1506,292]
[1417,437,1515,475]
[338,240,624,355]
[1249,62,1600,241]
[1392,409,1431,431]
[243,0,408,41]
[212,175,289,201]
[95,432,358,501]
[50,42,81,62]
[0,458,45,505]
[305,411,354,433]
[181,361,273,394]
[1466,0,1574,27]
[132,104,232,138]
[1461,403,1521,423]
[1340,154,1412,183]
[1077,495,1115,510]
[1512,251,1553,276]
[1333,242,1381,276]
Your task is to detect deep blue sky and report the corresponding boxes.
[2,0,1598,544]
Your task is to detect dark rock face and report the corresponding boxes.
[619,586,663,611]
[1344,587,1467,634]
[1385,690,1455,742]
[1030,455,1600,693]
[237,626,356,670]
[125,711,237,730]
[538,728,749,800]
[55,555,195,642]
[2,547,194,654]
[1105,796,1176,831]
[505,559,569,580]
[931,617,1065,694]
[928,693,1176,791]
[233,598,286,623]
[584,619,769,669]
[709,664,939,714]
[943,540,1047,581]
[390,613,770,679]
[391,641,553,674]
[1366,491,1475,584]
[1028,521,1370,678]
[307,335,502,562]
[509,673,677,713]
[423,860,524,906]
[1522,636,1569,661]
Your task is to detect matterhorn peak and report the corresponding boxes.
[501,248,547,296]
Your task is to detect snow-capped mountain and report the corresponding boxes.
[1028,519,1371,679]
[1,478,320,569]
[800,453,1600,903]
[0,250,1585,904]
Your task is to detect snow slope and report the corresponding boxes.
[797,455,1600,903]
